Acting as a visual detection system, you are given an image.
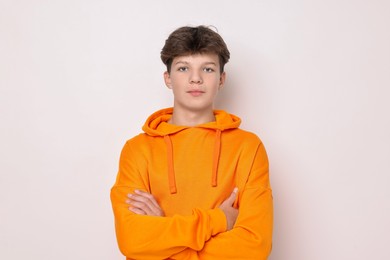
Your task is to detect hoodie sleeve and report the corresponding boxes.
[173,141,273,259]
[110,140,227,259]
[198,141,273,259]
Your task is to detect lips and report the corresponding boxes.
[187,90,205,97]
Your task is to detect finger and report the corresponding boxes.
[127,191,164,216]
[129,191,158,208]
[129,200,156,215]
[226,187,239,205]
[134,190,161,208]
[131,191,163,214]
[128,194,157,209]
[129,206,146,215]
[128,195,163,216]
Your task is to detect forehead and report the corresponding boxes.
[172,53,220,66]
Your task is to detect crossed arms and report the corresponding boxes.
[110,141,273,259]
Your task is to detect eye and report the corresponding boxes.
[203,67,215,73]
[178,67,188,72]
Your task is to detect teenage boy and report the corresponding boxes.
[111,26,273,259]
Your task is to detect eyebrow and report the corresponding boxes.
[174,61,217,66]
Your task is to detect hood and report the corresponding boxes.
[142,107,241,194]
[142,107,241,136]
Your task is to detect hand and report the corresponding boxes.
[126,190,165,216]
[218,188,239,231]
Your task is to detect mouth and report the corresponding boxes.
[187,90,205,97]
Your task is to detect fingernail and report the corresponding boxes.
[233,187,238,193]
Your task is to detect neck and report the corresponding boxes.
[169,108,215,126]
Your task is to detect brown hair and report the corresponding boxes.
[161,26,230,73]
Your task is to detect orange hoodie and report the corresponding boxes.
[111,108,273,259]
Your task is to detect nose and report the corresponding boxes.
[190,70,203,84]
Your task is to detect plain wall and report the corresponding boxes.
[1,0,389,259]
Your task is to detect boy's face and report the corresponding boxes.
[164,53,226,113]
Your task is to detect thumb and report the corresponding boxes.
[226,187,238,205]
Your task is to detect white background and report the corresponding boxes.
[1,0,389,259]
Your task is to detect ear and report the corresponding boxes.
[164,71,172,89]
[218,71,226,90]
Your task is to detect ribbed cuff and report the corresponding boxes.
[208,208,227,236]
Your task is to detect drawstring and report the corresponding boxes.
[212,129,222,187]
[164,135,177,194]
[164,129,222,193]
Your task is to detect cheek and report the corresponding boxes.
[211,77,222,90]
[173,76,188,86]
[206,74,221,84]
[209,84,220,97]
